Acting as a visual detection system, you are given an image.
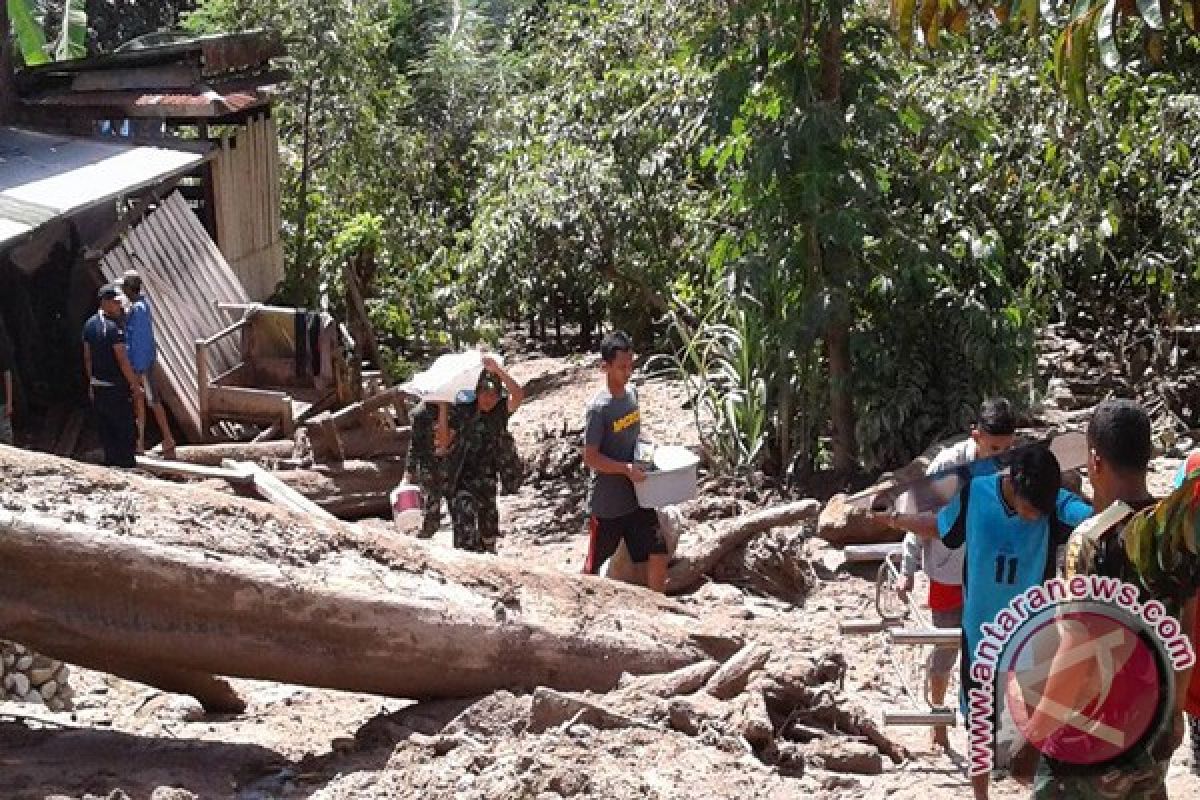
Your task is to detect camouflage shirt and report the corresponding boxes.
[450,396,517,489]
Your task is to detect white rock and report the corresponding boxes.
[39,680,57,700]
[46,697,65,712]
[21,688,43,705]
[3,654,14,668]
[15,655,33,671]
[8,673,29,697]
[10,643,27,656]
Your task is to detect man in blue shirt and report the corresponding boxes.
[929,446,1091,799]
[121,271,175,457]
[898,447,1091,797]
[82,284,141,467]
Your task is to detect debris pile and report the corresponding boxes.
[1039,316,1200,452]
[0,641,73,710]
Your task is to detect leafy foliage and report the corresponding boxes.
[9,0,88,64]
[174,0,1200,482]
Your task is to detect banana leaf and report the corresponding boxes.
[53,0,87,61]
[8,0,48,66]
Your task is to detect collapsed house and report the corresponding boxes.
[0,31,388,459]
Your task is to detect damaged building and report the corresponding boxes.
[0,30,362,454]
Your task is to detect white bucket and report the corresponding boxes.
[391,483,424,535]
[634,445,700,509]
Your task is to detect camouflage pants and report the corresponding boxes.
[497,430,523,495]
[450,483,499,554]
[1033,751,1169,800]
[408,463,448,540]
[419,483,444,539]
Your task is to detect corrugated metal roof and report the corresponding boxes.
[18,31,284,78]
[100,191,251,443]
[0,127,203,248]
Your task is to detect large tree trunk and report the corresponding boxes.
[819,0,857,475]
[0,447,731,706]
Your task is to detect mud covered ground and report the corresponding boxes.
[2,357,1199,799]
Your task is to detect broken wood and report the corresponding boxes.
[309,413,346,464]
[617,659,720,698]
[816,492,903,547]
[323,387,402,430]
[527,687,660,734]
[168,439,297,466]
[731,687,774,749]
[706,644,771,700]
[666,499,822,594]
[135,456,255,485]
[0,448,730,705]
[225,459,340,522]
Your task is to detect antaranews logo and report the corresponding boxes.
[965,575,1196,777]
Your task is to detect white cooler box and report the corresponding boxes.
[635,445,700,509]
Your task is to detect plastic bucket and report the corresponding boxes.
[391,483,424,534]
[634,446,700,509]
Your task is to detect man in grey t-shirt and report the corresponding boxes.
[581,331,667,592]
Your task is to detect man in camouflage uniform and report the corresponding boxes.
[1029,399,1195,800]
[406,356,524,552]
[404,401,452,539]
[404,366,524,541]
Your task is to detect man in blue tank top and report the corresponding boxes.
[914,446,1091,799]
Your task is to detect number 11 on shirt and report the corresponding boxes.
[995,556,1018,585]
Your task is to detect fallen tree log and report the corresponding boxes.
[167,439,298,466]
[665,500,822,594]
[169,427,411,467]
[0,447,733,708]
[268,459,409,519]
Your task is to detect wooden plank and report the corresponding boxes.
[135,455,254,485]
[838,619,887,635]
[882,710,957,726]
[207,385,290,416]
[843,543,903,563]
[71,64,203,92]
[223,459,340,522]
[889,629,961,646]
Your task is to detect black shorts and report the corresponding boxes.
[583,508,666,574]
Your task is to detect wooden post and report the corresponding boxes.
[195,339,210,441]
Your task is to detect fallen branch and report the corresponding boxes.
[666,499,822,594]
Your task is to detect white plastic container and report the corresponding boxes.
[635,445,700,509]
[400,351,504,404]
[391,483,424,534]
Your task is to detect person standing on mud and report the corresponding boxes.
[1024,399,1195,799]
[405,377,523,541]
[409,356,524,553]
[82,284,141,468]
[580,331,668,592]
[903,446,1092,800]
[889,397,1017,750]
[121,270,176,457]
